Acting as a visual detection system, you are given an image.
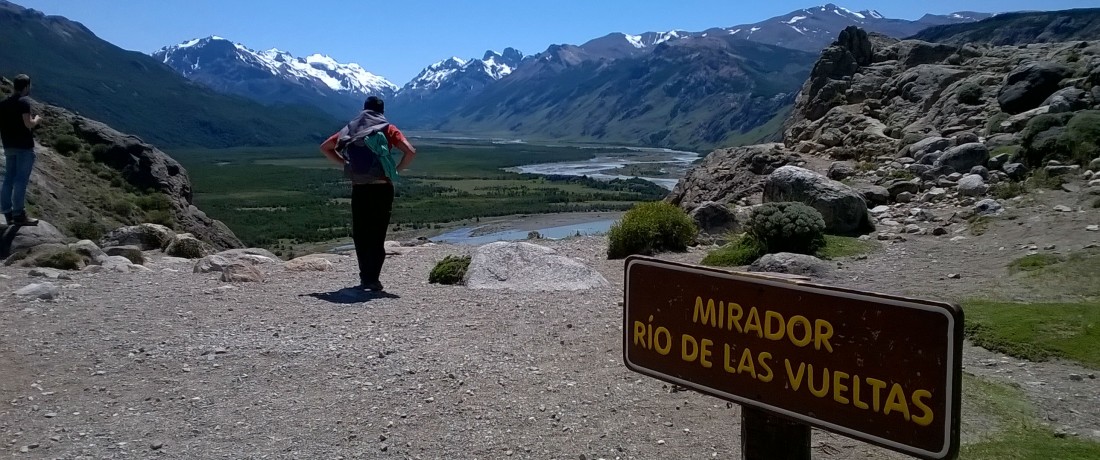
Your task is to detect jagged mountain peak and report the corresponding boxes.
[403,49,526,93]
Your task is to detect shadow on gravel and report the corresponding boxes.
[302,288,400,304]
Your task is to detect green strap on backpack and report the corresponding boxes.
[365,131,399,180]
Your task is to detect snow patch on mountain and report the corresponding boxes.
[402,50,523,93]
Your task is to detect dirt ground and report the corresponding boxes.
[0,188,1097,459]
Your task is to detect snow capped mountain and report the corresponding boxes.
[707,3,992,52]
[153,36,396,117]
[401,48,524,93]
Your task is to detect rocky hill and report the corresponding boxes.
[911,9,1100,45]
[0,79,241,254]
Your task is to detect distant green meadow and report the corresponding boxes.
[169,139,668,248]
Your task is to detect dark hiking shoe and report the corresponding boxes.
[357,280,384,292]
[11,213,38,226]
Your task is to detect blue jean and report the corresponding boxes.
[1,148,36,215]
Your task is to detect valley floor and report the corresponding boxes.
[0,188,1097,459]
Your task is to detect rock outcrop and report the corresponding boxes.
[465,242,608,291]
[762,166,873,235]
[666,143,799,212]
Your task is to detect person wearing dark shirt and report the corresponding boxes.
[0,74,41,226]
[320,96,417,292]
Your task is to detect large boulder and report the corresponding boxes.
[100,224,175,251]
[826,161,857,180]
[762,166,872,235]
[220,264,264,283]
[689,202,739,235]
[1043,87,1088,114]
[667,143,799,212]
[103,246,145,265]
[68,240,107,264]
[907,137,952,160]
[934,143,989,173]
[285,256,335,272]
[748,253,831,278]
[14,282,61,300]
[957,174,990,197]
[997,61,1072,114]
[1,220,66,258]
[194,254,234,273]
[466,242,609,291]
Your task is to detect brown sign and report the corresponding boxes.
[623,256,962,460]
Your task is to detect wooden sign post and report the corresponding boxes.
[623,256,963,460]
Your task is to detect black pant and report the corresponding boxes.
[351,182,394,284]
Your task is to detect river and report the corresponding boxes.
[505,146,701,191]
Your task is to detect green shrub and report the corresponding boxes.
[1028,168,1065,190]
[747,202,826,255]
[52,134,83,156]
[68,219,105,242]
[1065,110,1100,166]
[429,255,471,285]
[957,82,983,105]
[607,201,697,259]
[990,145,1023,161]
[1022,113,1074,166]
[34,249,84,270]
[701,234,766,267]
[134,193,173,211]
[144,209,175,227]
[991,181,1027,199]
[985,112,1009,135]
[1008,254,1063,272]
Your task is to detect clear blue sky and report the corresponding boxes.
[14,0,1097,84]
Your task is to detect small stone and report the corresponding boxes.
[904,224,922,234]
[1043,244,1056,250]
[896,191,913,203]
[947,274,961,279]
[870,205,891,215]
[1088,225,1099,232]
[933,227,948,236]
[44,412,57,418]
[1053,205,1072,212]
[657,440,666,445]
[151,442,164,450]
[1069,374,1083,381]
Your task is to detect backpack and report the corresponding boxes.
[337,118,399,184]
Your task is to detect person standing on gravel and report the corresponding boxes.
[319,96,417,292]
[0,74,41,226]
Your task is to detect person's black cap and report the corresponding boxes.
[364,96,384,113]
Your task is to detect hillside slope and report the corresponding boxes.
[910,9,1100,45]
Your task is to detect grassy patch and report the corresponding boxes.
[1007,249,1100,298]
[429,255,471,285]
[701,234,766,267]
[960,374,1100,458]
[1008,254,1064,272]
[815,235,879,260]
[990,181,1027,200]
[964,300,1100,367]
[34,249,84,270]
[969,215,993,236]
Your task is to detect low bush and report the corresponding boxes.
[701,234,766,267]
[990,181,1027,199]
[34,248,84,270]
[429,255,471,285]
[956,82,983,105]
[747,202,826,255]
[68,219,105,242]
[607,201,697,259]
[52,134,83,156]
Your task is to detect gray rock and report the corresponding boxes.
[896,191,914,203]
[1042,87,1088,113]
[103,246,145,265]
[285,256,335,272]
[860,186,890,206]
[98,255,150,273]
[917,150,945,165]
[1003,163,1029,181]
[954,132,980,145]
[194,255,234,273]
[1090,158,1100,171]
[969,166,990,180]
[29,268,67,280]
[689,202,739,235]
[827,161,857,180]
[947,172,964,182]
[932,227,948,236]
[904,224,923,234]
[997,61,1072,114]
[1000,106,1051,133]
[748,253,831,278]
[68,240,107,264]
[887,180,921,199]
[988,153,1011,171]
[923,188,948,202]
[100,224,175,251]
[466,242,609,291]
[870,205,891,215]
[973,199,1004,216]
[762,166,872,235]
[165,234,209,259]
[215,248,280,261]
[957,174,990,197]
[908,137,952,159]
[1045,165,1081,177]
[14,282,60,300]
[668,144,799,212]
[1053,205,1073,212]
[220,264,264,283]
[906,164,934,177]
[935,143,989,174]
[2,220,65,258]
